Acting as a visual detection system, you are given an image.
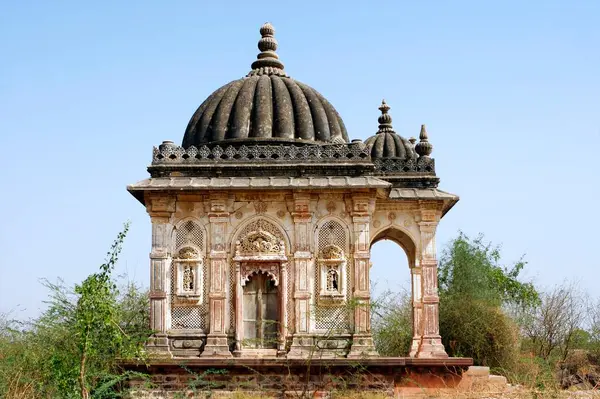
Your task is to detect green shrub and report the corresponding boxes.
[0,224,151,399]
[440,298,520,371]
[437,232,539,373]
[371,290,412,356]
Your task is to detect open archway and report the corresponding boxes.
[370,240,410,299]
[369,227,418,356]
[370,227,417,298]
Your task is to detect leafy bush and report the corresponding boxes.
[436,232,539,372]
[440,298,520,369]
[438,232,539,308]
[0,224,151,399]
[371,290,412,356]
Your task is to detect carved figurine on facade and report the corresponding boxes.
[128,23,459,360]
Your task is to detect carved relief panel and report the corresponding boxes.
[317,244,347,302]
[170,220,208,330]
[313,219,351,332]
[173,247,203,302]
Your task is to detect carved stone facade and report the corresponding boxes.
[133,190,457,359]
[127,23,459,360]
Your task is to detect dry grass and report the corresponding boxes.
[3,370,39,399]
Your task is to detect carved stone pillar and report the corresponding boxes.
[288,193,314,357]
[234,261,242,354]
[279,261,289,353]
[415,209,448,358]
[146,196,175,356]
[348,195,378,358]
[201,193,232,357]
[409,266,423,357]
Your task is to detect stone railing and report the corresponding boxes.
[373,157,435,174]
[152,141,371,165]
[150,140,435,175]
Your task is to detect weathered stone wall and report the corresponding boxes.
[143,189,448,359]
[125,361,469,398]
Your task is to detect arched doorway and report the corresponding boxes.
[242,271,279,349]
[370,239,411,356]
[232,219,289,356]
[370,228,420,357]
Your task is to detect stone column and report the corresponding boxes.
[415,207,448,358]
[201,192,232,357]
[146,195,175,356]
[279,261,289,353]
[348,195,378,358]
[409,266,423,357]
[233,261,242,354]
[288,193,314,357]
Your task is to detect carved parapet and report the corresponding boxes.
[373,156,435,174]
[152,142,370,165]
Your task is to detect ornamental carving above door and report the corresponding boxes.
[236,230,284,256]
[241,262,280,287]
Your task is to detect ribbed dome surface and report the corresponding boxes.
[182,75,348,147]
[365,132,415,159]
[364,100,416,160]
[182,23,348,147]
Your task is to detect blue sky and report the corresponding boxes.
[1,1,598,318]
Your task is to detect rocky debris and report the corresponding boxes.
[558,350,600,390]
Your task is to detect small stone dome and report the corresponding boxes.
[182,23,349,147]
[365,100,416,159]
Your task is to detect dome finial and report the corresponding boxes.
[377,99,395,134]
[415,124,433,157]
[248,22,287,77]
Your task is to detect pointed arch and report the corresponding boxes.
[172,218,208,254]
[314,215,351,254]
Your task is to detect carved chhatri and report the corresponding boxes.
[365,100,417,161]
[128,23,458,361]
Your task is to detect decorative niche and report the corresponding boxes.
[173,247,203,303]
[317,244,347,303]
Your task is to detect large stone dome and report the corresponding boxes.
[182,23,349,147]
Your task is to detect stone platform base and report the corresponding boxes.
[122,357,480,397]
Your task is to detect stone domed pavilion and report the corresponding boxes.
[128,23,461,364]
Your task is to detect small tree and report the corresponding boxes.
[73,223,137,398]
[438,232,539,369]
[0,223,151,399]
[590,298,600,350]
[438,232,539,308]
[520,283,587,361]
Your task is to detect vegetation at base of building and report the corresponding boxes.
[371,290,412,357]
[2,228,600,398]
[437,232,538,371]
[0,223,151,399]
[372,232,600,391]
